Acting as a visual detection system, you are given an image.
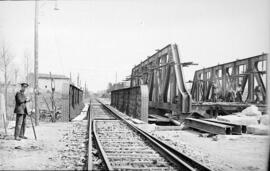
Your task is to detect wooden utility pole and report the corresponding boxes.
[115,72,117,83]
[84,81,86,98]
[50,72,56,122]
[25,53,29,83]
[34,0,39,126]
[0,94,7,135]
[77,73,79,87]
[267,52,270,120]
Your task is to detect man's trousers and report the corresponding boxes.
[14,114,26,137]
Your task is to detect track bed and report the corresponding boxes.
[94,120,177,170]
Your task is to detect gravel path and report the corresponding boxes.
[0,121,88,170]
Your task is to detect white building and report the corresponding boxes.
[27,73,70,93]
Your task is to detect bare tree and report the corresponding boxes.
[14,68,19,84]
[0,43,14,117]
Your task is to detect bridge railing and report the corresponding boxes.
[111,85,148,122]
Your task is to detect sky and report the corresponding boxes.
[0,0,269,92]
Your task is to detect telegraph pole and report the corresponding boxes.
[77,73,80,87]
[34,0,39,126]
[50,72,56,122]
[115,72,117,83]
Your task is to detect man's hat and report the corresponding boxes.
[20,82,29,87]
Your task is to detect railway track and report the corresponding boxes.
[88,98,212,171]
[94,120,177,170]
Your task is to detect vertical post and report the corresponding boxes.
[248,59,254,102]
[77,73,79,87]
[25,55,29,83]
[50,72,56,122]
[34,0,39,126]
[267,54,270,115]
[84,81,86,98]
[4,64,8,118]
[115,72,117,83]
[0,94,7,135]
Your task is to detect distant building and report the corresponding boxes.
[27,73,70,93]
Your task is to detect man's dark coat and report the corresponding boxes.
[14,91,28,115]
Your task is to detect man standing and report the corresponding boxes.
[14,83,30,141]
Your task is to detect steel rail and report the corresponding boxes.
[87,101,93,170]
[92,120,114,170]
[96,98,212,171]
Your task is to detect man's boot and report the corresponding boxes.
[19,136,28,139]
[14,137,21,141]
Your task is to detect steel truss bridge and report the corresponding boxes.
[115,44,267,119]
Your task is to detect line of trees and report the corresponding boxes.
[0,41,33,119]
[0,43,14,117]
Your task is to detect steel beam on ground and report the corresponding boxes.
[148,118,171,124]
[149,114,171,122]
[204,119,246,134]
[185,118,232,135]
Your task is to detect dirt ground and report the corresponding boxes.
[0,120,88,170]
[136,123,269,171]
